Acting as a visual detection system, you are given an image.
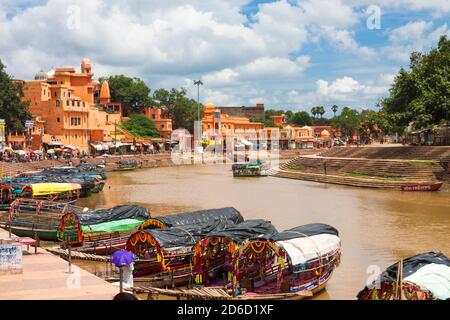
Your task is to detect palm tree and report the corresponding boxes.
[311,107,318,118]
[332,105,339,117]
[317,106,325,118]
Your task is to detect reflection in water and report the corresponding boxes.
[77,164,450,300]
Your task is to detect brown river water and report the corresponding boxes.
[76,163,450,300]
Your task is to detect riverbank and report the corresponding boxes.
[272,146,450,189]
[0,228,118,300]
[0,149,311,177]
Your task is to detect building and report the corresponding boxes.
[216,103,265,120]
[20,58,124,152]
[202,103,264,133]
[143,107,173,139]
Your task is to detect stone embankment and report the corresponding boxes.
[273,146,450,189]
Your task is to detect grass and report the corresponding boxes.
[407,160,439,166]
[343,172,403,180]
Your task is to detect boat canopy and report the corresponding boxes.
[357,251,450,300]
[202,219,277,244]
[81,218,144,234]
[139,207,244,230]
[24,183,82,196]
[76,205,150,225]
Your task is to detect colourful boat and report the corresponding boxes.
[19,183,82,204]
[232,161,268,177]
[400,182,443,191]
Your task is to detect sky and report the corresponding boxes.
[0,0,449,116]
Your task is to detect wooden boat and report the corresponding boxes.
[232,161,268,177]
[192,223,341,299]
[19,182,82,204]
[113,159,139,171]
[400,182,443,191]
[0,199,82,241]
[357,252,450,300]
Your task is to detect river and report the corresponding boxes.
[77,163,450,300]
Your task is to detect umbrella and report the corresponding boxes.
[34,150,43,154]
[47,149,55,154]
[65,145,78,150]
[14,150,26,155]
[111,250,136,267]
[111,250,136,293]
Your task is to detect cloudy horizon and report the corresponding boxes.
[1,0,449,116]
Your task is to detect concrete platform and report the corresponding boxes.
[0,228,119,300]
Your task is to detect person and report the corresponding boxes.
[112,292,139,300]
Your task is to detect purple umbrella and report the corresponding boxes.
[111,250,136,267]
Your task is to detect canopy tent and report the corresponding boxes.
[139,207,244,230]
[14,150,26,155]
[47,149,55,154]
[76,205,149,226]
[357,252,450,300]
[239,139,253,147]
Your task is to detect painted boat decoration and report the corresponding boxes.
[400,182,443,191]
[357,252,450,300]
[193,223,341,299]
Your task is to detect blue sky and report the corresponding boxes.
[0,0,449,116]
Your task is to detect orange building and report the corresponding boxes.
[20,58,123,152]
[143,107,173,139]
[202,102,264,134]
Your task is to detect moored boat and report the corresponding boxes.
[19,182,82,204]
[400,182,443,191]
[232,160,268,177]
[357,252,450,300]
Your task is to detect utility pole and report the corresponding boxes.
[114,120,117,153]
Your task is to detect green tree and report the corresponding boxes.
[120,114,160,138]
[101,75,152,115]
[311,107,318,118]
[331,105,339,117]
[381,35,450,130]
[153,88,201,132]
[289,111,312,126]
[317,106,326,118]
[332,107,361,137]
[0,60,31,134]
[250,117,279,128]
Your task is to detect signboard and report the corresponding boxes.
[25,120,34,127]
[0,242,23,275]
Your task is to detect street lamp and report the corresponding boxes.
[193,80,203,122]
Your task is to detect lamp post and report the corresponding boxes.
[193,80,203,123]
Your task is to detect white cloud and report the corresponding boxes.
[384,21,450,62]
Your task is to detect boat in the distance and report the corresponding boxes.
[400,182,443,191]
[113,159,139,171]
[232,160,268,177]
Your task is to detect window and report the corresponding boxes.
[77,101,80,107]
[72,101,75,106]
[54,92,57,97]
[161,124,164,129]
[56,100,60,107]
[66,100,70,106]
[152,114,156,120]
[56,117,60,123]
[68,92,71,97]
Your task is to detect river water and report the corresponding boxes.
[77,164,450,300]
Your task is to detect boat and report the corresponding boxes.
[72,205,150,255]
[18,182,82,204]
[126,207,244,277]
[400,182,443,191]
[0,199,82,241]
[232,160,268,177]
[113,159,139,171]
[193,223,341,299]
[357,252,450,300]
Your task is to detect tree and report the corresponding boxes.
[251,117,279,128]
[101,75,152,115]
[331,105,339,117]
[153,88,201,132]
[332,107,361,137]
[120,114,160,138]
[317,106,325,118]
[381,35,450,130]
[311,107,318,118]
[0,60,31,134]
[289,111,312,126]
